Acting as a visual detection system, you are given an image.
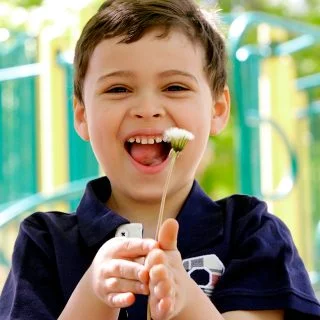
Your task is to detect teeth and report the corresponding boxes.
[127,136,165,144]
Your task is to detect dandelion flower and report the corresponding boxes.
[149,127,194,320]
[164,127,194,153]
[155,127,194,240]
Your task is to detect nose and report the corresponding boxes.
[129,93,165,119]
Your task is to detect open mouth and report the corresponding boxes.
[125,137,172,167]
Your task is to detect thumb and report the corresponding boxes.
[158,218,179,251]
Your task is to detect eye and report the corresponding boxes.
[106,86,130,94]
[165,85,189,92]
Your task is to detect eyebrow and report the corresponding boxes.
[97,71,135,83]
[158,70,198,84]
[97,69,198,84]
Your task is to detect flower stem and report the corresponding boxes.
[155,149,177,241]
[147,300,151,320]
[147,150,178,320]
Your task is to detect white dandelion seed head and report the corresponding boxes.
[164,127,194,153]
[164,127,194,141]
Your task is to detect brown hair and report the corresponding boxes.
[74,0,227,104]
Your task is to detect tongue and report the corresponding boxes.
[130,143,166,166]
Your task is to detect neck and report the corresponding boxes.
[106,181,193,239]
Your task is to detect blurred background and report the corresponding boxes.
[0,0,320,294]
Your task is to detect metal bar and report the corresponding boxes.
[230,50,263,194]
[229,12,320,51]
[0,83,3,202]
[57,52,99,204]
[296,73,320,91]
[0,63,42,82]
[274,34,315,56]
[245,112,298,200]
[235,44,271,61]
[0,176,98,228]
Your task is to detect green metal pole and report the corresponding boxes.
[0,83,4,203]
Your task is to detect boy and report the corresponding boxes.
[1,0,320,319]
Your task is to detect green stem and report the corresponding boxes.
[147,300,151,320]
[155,150,177,241]
[148,149,178,320]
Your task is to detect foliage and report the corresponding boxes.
[6,0,43,7]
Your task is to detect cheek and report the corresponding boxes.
[87,108,113,133]
[186,111,211,139]
[192,116,212,155]
[86,113,112,149]
[176,112,210,160]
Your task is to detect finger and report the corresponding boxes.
[159,297,174,319]
[134,257,145,265]
[108,237,158,258]
[105,277,149,295]
[145,249,166,270]
[103,259,149,283]
[153,280,173,300]
[106,292,135,308]
[152,297,173,320]
[158,218,179,251]
[149,264,170,285]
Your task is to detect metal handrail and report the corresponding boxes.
[246,111,298,201]
[228,11,320,54]
[296,73,320,91]
[0,176,98,228]
[0,63,42,82]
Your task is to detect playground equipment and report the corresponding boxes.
[228,12,320,275]
[0,12,320,292]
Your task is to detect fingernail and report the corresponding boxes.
[146,239,157,248]
[138,268,149,282]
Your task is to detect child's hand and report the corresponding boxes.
[90,236,158,309]
[145,219,189,320]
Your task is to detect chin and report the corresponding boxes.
[127,185,164,203]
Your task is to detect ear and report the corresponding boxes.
[210,86,231,136]
[73,97,90,141]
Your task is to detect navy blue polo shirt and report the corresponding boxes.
[1,176,320,319]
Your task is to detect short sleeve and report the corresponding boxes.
[0,217,64,320]
[212,197,320,318]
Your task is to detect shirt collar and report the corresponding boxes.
[77,177,129,247]
[77,177,223,250]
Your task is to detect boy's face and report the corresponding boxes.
[74,28,230,203]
